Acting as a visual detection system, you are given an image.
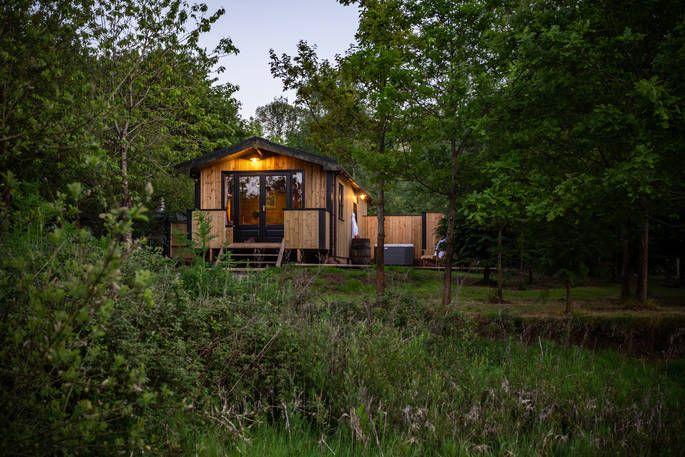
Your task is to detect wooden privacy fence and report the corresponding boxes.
[358,212,443,260]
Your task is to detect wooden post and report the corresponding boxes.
[276,239,286,267]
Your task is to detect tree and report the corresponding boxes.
[255,96,306,144]
[339,0,413,306]
[272,1,411,306]
[0,0,249,234]
[398,0,500,308]
[486,0,685,304]
[464,157,528,304]
[89,0,238,214]
[0,0,98,197]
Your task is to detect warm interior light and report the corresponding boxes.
[250,156,260,163]
[359,194,367,200]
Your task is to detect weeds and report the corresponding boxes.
[1,192,684,455]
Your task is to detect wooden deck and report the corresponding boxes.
[292,263,371,268]
[228,242,282,249]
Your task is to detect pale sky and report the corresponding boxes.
[200,0,359,119]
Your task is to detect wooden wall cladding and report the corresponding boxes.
[335,177,358,258]
[284,209,329,250]
[424,212,443,256]
[199,148,327,209]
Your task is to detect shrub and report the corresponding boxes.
[0,190,157,454]
[1,188,683,456]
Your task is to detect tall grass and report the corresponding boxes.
[1,201,683,455]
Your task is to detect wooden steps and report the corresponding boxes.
[228,242,281,249]
[229,267,268,273]
[292,263,371,268]
[225,239,286,271]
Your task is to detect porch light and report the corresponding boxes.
[359,194,367,200]
[250,156,260,163]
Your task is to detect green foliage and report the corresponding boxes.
[3,0,685,454]
[0,0,252,224]
[254,96,307,145]
[2,188,684,455]
[0,186,153,453]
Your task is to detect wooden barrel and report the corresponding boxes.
[350,238,371,265]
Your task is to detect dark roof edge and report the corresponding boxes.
[174,136,342,174]
[174,136,371,199]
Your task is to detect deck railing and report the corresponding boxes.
[191,210,231,249]
[283,209,330,250]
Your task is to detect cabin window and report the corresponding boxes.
[223,174,233,226]
[338,183,344,220]
[238,175,261,225]
[265,175,287,225]
[291,171,303,208]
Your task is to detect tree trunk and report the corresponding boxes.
[121,145,132,209]
[442,138,459,308]
[119,129,133,247]
[620,234,631,301]
[484,266,491,283]
[497,227,504,304]
[374,126,387,308]
[564,279,571,314]
[637,216,649,303]
[528,266,533,285]
[375,178,385,307]
[518,241,525,289]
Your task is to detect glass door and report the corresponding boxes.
[263,175,287,242]
[233,173,293,242]
[237,175,261,241]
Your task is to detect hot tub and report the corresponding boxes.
[375,243,414,265]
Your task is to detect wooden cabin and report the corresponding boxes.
[172,137,442,266]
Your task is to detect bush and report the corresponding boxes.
[1,189,684,456]
[0,193,157,454]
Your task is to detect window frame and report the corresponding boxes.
[337,182,344,221]
[221,169,305,227]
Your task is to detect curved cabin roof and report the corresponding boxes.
[175,136,369,196]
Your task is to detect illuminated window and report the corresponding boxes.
[223,174,233,226]
[291,172,303,208]
[338,183,344,220]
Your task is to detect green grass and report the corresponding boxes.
[176,334,685,456]
[283,266,685,320]
[179,266,685,456]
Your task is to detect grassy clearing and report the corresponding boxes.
[178,330,685,456]
[4,220,683,455]
[282,266,685,320]
[163,265,685,455]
